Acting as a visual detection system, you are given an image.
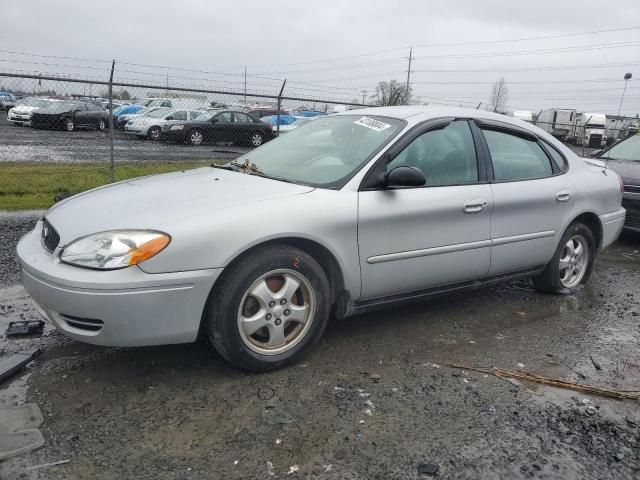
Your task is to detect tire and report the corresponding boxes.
[533,222,595,294]
[147,126,161,141]
[65,119,74,132]
[189,129,204,146]
[249,131,264,147]
[98,119,106,131]
[205,245,331,372]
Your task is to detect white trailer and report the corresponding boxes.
[512,110,533,123]
[574,113,607,148]
[535,108,576,140]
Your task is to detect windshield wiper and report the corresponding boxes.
[210,163,235,171]
[229,159,299,185]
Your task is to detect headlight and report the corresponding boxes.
[170,125,185,130]
[60,230,171,270]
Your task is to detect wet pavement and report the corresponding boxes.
[0,214,639,479]
[0,116,248,164]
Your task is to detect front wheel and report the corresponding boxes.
[533,222,595,294]
[205,245,330,371]
[188,129,204,146]
[65,119,75,132]
[98,119,106,131]
[147,126,161,141]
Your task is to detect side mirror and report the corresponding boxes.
[386,166,426,188]
[590,149,602,157]
[210,118,219,124]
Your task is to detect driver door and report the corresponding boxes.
[357,120,493,299]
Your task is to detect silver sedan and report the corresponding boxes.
[17,106,626,371]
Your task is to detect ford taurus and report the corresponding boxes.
[17,107,626,371]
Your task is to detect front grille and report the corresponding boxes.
[588,134,602,147]
[41,219,60,253]
[624,184,640,194]
[58,314,104,332]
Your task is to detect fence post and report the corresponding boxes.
[108,60,115,183]
[276,79,286,136]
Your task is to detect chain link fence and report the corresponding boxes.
[0,71,366,209]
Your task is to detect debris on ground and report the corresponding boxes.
[369,373,381,382]
[417,462,440,475]
[5,320,45,337]
[286,465,299,475]
[266,461,275,476]
[0,403,45,461]
[590,355,602,371]
[25,459,70,471]
[0,349,42,384]
[450,364,640,400]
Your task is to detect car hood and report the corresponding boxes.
[45,167,315,244]
[603,159,640,181]
[11,105,40,114]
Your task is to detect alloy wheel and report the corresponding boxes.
[558,235,589,288]
[190,131,203,145]
[251,133,264,147]
[237,269,316,355]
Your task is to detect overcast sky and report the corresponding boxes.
[1,0,639,115]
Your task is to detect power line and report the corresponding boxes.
[411,60,640,73]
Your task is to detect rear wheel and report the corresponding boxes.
[65,119,75,132]
[205,245,330,371]
[147,126,161,141]
[533,222,595,294]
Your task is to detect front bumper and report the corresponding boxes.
[17,224,221,347]
[622,194,640,232]
[599,207,626,248]
[8,112,31,125]
[124,125,148,135]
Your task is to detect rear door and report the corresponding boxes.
[358,119,493,299]
[475,120,575,275]
[232,112,255,144]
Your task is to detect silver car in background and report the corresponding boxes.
[124,108,203,140]
[7,97,59,126]
[17,106,625,371]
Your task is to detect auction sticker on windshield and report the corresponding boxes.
[354,117,392,132]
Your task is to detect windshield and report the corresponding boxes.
[600,134,640,162]
[145,108,172,118]
[43,102,81,112]
[145,99,170,107]
[230,114,405,187]
[18,98,50,108]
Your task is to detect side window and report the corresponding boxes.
[542,141,568,172]
[172,111,188,121]
[234,113,251,123]
[161,100,172,107]
[483,130,553,181]
[216,112,233,123]
[386,120,478,186]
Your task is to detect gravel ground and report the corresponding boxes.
[0,215,639,479]
[0,116,249,163]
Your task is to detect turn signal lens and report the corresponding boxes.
[128,236,171,265]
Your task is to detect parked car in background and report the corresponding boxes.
[249,108,288,118]
[0,92,17,111]
[591,134,640,232]
[291,110,327,118]
[30,100,110,131]
[7,97,58,126]
[163,110,274,146]
[17,107,625,371]
[260,115,314,135]
[124,108,203,140]
[115,106,162,129]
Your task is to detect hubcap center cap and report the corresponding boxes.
[271,305,285,317]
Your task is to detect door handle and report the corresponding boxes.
[463,198,488,214]
[556,189,571,202]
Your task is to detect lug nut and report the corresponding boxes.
[266,313,272,320]
[284,309,291,317]
[269,301,276,308]
[274,318,282,326]
[280,299,287,305]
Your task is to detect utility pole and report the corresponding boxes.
[618,72,633,116]
[405,47,413,105]
[361,90,367,104]
[244,67,247,105]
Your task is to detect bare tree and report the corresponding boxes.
[489,77,509,113]
[373,80,411,106]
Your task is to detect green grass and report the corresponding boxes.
[0,161,217,210]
